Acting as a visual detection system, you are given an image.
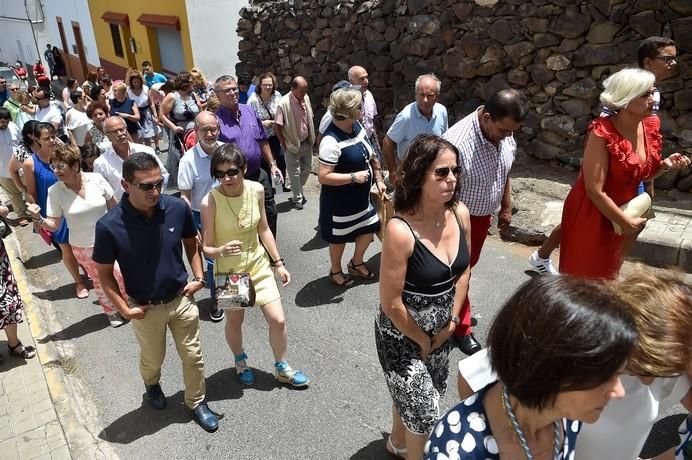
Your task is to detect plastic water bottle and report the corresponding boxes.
[273,172,283,197]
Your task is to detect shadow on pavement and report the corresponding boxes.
[99,367,290,444]
[23,250,61,270]
[0,343,30,372]
[38,313,109,343]
[299,228,328,252]
[34,281,92,302]
[349,433,389,459]
[294,277,348,307]
[99,392,193,444]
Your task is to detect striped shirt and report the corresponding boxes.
[443,107,516,216]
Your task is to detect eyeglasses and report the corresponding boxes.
[213,167,241,179]
[654,55,677,64]
[106,127,127,134]
[432,166,462,179]
[199,126,219,134]
[49,161,70,172]
[132,179,164,191]
[10,88,19,92]
[219,87,239,94]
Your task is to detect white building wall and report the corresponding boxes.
[185,0,247,81]
[42,0,100,66]
[0,0,47,66]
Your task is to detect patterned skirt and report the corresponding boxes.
[375,288,454,434]
[0,240,23,329]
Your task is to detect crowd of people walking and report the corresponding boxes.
[0,34,689,458]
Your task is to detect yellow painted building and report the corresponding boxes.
[87,0,194,78]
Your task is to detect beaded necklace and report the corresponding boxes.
[501,387,562,460]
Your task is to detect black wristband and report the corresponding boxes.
[271,257,285,267]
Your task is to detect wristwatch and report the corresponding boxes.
[450,315,460,325]
[192,276,206,287]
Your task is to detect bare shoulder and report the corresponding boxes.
[383,217,415,256]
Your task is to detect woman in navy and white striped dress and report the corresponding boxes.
[318,87,385,287]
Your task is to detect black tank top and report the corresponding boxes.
[392,212,470,296]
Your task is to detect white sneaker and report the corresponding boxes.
[107,312,125,328]
[528,251,559,275]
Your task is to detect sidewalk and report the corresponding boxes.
[531,198,692,272]
[0,235,71,460]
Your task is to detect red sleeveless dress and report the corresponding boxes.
[559,116,662,279]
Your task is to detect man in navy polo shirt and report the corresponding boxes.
[214,74,281,236]
[93,152,219,432]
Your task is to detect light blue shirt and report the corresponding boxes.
[144,72,167,88]
[386,101,448,160]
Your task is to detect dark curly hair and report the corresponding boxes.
[393,134,461,214]
[86,101,109,119]
[174,71,192,91]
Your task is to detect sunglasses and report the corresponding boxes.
[49,162,70,172]
[432,166,462,179]
[214,168,241,179]
[654,55,677,64]
[132,179,164,191]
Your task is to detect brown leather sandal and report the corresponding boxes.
[328,270,354,287]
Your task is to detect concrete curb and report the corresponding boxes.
[5,234,118,459]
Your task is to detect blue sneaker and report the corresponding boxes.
[234,352,255,385]
[274,361,310,387]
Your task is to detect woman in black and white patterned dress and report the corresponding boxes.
[375,134,471,459]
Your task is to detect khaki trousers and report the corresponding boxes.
[285,140,312,202]
[0,176,26,215]
[130,295,206,409]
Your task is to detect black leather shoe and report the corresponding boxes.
[145,384,167,410]
[454,334,482,356]
[193,402,219,432]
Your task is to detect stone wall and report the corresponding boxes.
[237,0,692,192]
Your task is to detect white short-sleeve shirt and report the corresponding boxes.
[178,142,217,212]
[46,172,114,247]
[65,108,93,146]
[93,142,168,200]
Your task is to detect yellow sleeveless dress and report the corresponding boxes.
[211,181,280,307]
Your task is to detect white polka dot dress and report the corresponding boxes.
[424,384,580,459]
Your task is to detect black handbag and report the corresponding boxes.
[0,217,13,239]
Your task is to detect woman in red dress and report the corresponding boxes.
[560,68,690,279]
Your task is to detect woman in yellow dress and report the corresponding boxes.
[201,143,309,387]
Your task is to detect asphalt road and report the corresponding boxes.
[14,181,688,459]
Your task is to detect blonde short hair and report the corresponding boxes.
[328,89,362,120]
[112,82,127,93]
[190,68,207,88]
[617,269,692,377]
[599,68,655,111]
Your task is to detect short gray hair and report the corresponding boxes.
[415,74,441,94]
[599,68,655,111]
[214,75,236,92]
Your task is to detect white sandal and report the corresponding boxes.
[386,436,407,458]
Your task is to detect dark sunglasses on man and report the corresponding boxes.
[132,179,164,191]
